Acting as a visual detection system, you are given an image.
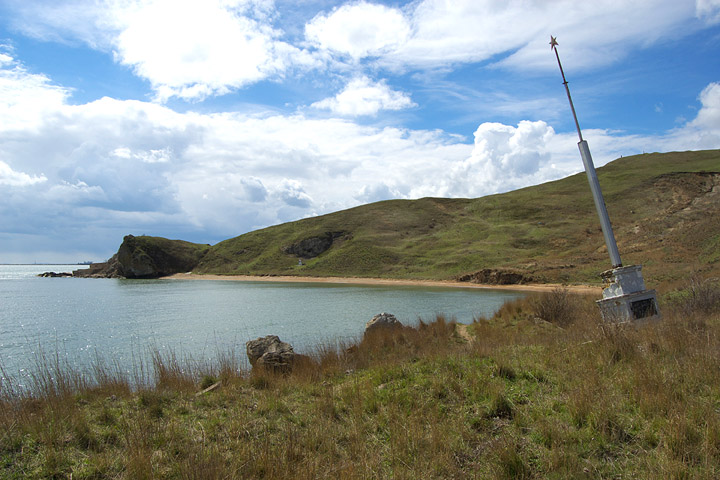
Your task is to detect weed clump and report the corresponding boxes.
[199,375,218,390]
[668,276,720,316]
[531,286,579,326]
[495,362,517,381]
[487,392,514,419]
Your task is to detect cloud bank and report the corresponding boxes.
[1,43,718,261]
[0,0,718,262]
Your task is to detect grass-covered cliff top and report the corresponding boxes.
[189,149,720,286]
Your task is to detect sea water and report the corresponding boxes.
[0,265,524,387]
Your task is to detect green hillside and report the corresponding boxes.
[192,149,720,287]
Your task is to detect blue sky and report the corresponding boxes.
[0,0,719,263]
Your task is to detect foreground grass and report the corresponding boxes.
[2,281,720,479]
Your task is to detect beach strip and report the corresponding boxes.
[166,273,601,294]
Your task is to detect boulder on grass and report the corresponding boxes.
[364,312,402,335]
[246,335,295,373]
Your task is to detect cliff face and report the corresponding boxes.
[76,235,210,279]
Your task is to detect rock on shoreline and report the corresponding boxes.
[38,271,73,277]
[364,312,403,333]
[246,313,403,374]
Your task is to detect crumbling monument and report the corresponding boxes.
[551,36,660,323]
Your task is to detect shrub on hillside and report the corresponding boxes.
[531,287,578,326]
[668,276,720,316]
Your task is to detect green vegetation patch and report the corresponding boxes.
[3,282,720,478]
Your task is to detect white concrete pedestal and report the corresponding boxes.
[597,265,660,323]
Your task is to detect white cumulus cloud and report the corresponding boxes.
[354,182,400,203]
[275,179,313,208]
[4,0,311,102]
[0,50,71,131]
[311,76,415,116]
[110,0,290,102]
[690,82,720,130]
[305,1,411,60]
[111,147,172,164]
[663,82,720,149]
[0,161,47,186]
[447,120,557,198]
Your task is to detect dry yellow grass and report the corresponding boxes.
[1,278,719,478]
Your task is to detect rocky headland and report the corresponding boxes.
[71,234,211,279]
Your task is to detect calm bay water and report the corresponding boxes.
[0,265,524,386]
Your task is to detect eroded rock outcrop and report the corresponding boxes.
[282,231,348,259]
[38,271,73,277]
[456,268,533,285]
[73,235,210,279]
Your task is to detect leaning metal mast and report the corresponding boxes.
[550,36,660,322]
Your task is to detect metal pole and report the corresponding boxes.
[551,36,622,268]
[552,41,583,142]
[577,141,623,267]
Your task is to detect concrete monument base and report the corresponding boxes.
[597,265,660,323]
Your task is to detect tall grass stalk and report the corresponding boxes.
[28,348,88,399]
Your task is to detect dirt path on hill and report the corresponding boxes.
[455,324,474,342]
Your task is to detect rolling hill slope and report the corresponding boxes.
[186,149,719,287]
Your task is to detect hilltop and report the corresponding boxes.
[83,149,720,287]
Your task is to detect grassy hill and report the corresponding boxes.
[193,149,720,287]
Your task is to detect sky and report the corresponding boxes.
[0,0,719,263]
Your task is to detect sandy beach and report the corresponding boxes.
[166,272,602,294]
